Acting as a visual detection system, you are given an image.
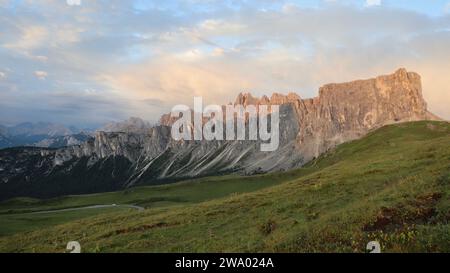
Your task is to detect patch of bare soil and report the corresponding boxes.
[363,192,442,232]
[115,221,180,235]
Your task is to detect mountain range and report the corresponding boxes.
[0,122,91,149]
[2,120,449,252]
[0,68,441,201]
[0,118,155,149]
[99,117,153,134]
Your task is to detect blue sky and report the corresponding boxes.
[0,0,449,127]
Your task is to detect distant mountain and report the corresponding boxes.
[0,119,153,150]
[0,68,442,200]
[99,117,152,134]
[0,134,13,148]
[32,133,92,148]
[0,125,7,135]
[0,122,90,149]
[6,122,76,137]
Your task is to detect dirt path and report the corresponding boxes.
[29,204,144,214]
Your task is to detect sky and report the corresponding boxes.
[0,0,449,128]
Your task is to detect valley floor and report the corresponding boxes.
[1,121,449,253]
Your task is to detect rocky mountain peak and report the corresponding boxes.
[99,117,152,134]
[234,92,302,106]
[234,92,260,106]
[317,67,430,123]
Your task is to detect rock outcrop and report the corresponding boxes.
[294,68,438,158]
[0,69,440,200]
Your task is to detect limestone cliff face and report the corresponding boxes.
[0,69,440,199]
[294,68,437,158]
[218,68,435,160]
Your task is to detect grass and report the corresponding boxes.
[0,168,289,235]
[0,173,287,215]
[0,207,134,237]
[0,121,449,253]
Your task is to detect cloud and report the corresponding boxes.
[366,0,381,7]
[34,71,48,80]
[66,0,82,6]
[101,56,256,109]
[0,88,135,128]
[3,25,49,55]
[0,0,449,127]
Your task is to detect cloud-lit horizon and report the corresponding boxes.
[0,0,449,127]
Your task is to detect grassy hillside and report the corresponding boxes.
[0,171,290,235]
[0,207,135,237]
[0,121,449,253]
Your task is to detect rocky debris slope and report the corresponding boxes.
[0,69,440,200]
